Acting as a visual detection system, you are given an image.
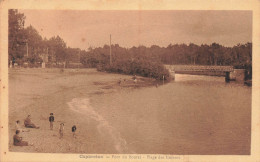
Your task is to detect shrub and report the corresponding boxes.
[96,58,170,81]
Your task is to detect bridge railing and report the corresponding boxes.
[164,65,233,72]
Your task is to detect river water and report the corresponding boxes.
[68,74,251,155]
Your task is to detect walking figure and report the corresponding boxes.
[59,123,64,139]
[49,113,54,130]
[72,125,77,138]
[118,79,121,85]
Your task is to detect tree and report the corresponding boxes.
[22,25,43,64]
[8,9,26,65]
[24,25,43,54]
[48,36,67,63]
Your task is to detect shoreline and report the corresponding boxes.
[8,68,251,154]
[8,68,159,153]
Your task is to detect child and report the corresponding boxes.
[59,123,64,139]
[49,113,54,130]
[72,125,77,138]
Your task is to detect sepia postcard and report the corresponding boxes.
[0,0,260,161]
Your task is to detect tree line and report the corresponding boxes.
[9,9,252,80]
[80,44,170,80]
[80,43,252,80]
[8,9,81,68]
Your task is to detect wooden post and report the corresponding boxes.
[163,75,165,85]
[225,72,230,82]
[78,50,81,69]
[171,70,175,80]
[110,34,112,65]
[26,42,28,57]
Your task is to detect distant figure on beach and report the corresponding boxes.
[133,75,137,83]
[118,79,121,85]
[49,113,54,130]
[59,123,64,139]
[16,120,29,132]
[24,115,40,129]
[72,125,77,138]
[13,130,29,146]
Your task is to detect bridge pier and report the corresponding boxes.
[226,69,246,83]
[168,69,175,80]
[230,69,246,83]
[225,72,230,82]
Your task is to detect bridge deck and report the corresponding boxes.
[165,65,233,72]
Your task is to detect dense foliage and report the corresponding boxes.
[80,45,170,80]
[8,9,26,63]
[161,43,252,70]
[8,9,81,67]
[80,43,252,80]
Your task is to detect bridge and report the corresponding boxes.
[164,65,245,83]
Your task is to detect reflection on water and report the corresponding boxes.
[72,74,251,154]
[175,74,225,82]
[175,74,248,88]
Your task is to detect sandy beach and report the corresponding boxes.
[8,68,157,153]
[8,68,251,155]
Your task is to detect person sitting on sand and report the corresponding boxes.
[49,113,54,130]
[16,120,29,132]
[24,115,40,129]
[72,125,77,138]
[13,130,29,146]
[59,123,64,139]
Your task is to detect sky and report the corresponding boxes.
[19,10,252,50]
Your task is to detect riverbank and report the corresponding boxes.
[8,68,158,153]
[8,68,251,154]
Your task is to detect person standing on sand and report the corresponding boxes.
[49,113,54,130]
[24,115,40,129]
[72,125,77,138]
[133,75,137,84]
[13,130,29,146]
[59,123,64,139]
